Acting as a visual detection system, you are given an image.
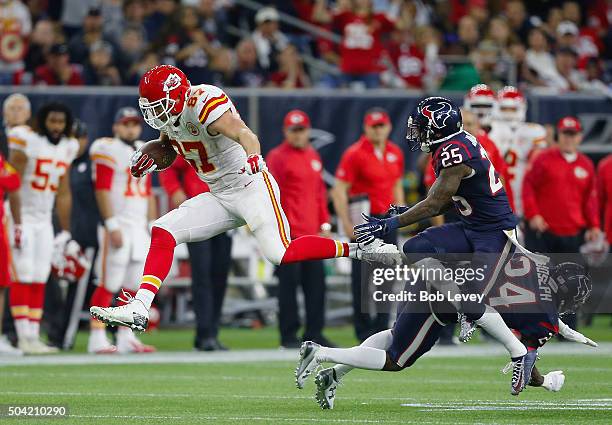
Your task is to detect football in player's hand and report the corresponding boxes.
[131,139,177,177]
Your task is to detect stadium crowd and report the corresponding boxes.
[0,0,611,92]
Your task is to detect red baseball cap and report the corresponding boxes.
[557,116,582,133]
[364,110,391,127]
[283,110,311,130]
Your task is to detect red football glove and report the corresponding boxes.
[130,150,157,178]
[239,154,267,175]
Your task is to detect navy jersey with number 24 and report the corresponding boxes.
[432,131,518,231]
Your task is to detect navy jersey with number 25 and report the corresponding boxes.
[432,131,518,231]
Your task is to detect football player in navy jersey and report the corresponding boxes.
[295,254,597,409]
[351,97,531,393]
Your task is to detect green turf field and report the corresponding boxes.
[1,317,611,424]
[2,354,611,424]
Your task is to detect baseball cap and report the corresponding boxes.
[49,43,69,55]
[557,21,579,36]
[255,7,279,24]
[283,109,311,130]
[364,109,391,127]
[114,106,141,124]
[557,116,582,133]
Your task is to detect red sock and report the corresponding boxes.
[138,226,176,295]
[28,282,45,323]
[90,286,114,308]
[9,281,30,320]
[280,235,349,264]
[117,289,136,306]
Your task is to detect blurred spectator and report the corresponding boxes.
[542,6,563,39]
[105,0,148,45]
[269,45,311,88]
[124,50,160,85]
[167,6,221,84]
[384,25,442,90]
[579,56,611,95]
[548,47,584,92]
[198,0,229,45]
[556,20,599,59]
[227,38,266,87]
[116,25,147,82]
[252,7,289,73]
[24,19,58,75]
[473,40,509,89]
[504,0,533,44]
[485,16,516,55]
[525,27,557,87]
[33,43,84,86]
[82,41,121,86]
[0,0,32,85]
[145,0,180,43]
[267,110,333,348]
[313,0,396,89]
[332,108,404,342]
[60,0,100,38]
[444,15,479,55]
[68,7,117,66]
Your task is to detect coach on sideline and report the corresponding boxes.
[159,156,232,352]
[332,108,405,342]
[267,110,334,349]
[522,116,601,329]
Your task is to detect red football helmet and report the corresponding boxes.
[494,86,526,123]
[138,65,191,130]
[463,84,496,127]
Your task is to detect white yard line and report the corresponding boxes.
[0,342,609,367]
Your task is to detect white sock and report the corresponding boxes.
[475,305,527,359]
[29,321,40,340]
[135,289,155,310]
[90,328,106,341]
[316,346,387,370]
[333,329,394,379]
[14,319,30,340]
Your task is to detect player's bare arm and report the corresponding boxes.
[331,179,354,239]
[354,164,468,241]
[208,110,260,156]
[55,172,72,233]
[95,188,122,248]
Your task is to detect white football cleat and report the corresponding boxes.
[358,238,403,266]
[295,341,321,389]
[542,371,565,392]
[0,335,22,356]
[18,338,59,354]
[90,298,149,331]
[315,367,339,409]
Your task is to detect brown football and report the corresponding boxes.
[132,138,177,177]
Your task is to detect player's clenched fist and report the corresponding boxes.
[239,154,267,175]
[130,150,157,178]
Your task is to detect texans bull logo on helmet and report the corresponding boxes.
[421,101,453,129]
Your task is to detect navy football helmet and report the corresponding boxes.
[406,96,463,152]
[550,262,592,314]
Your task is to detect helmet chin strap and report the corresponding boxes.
[423,126,464,153]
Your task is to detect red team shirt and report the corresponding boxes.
[596,155,612,242]
[159,155,210,199]
[267,142,330,238]
[522,147,599,236]
[335,136,404,215]
[332,12,395,74]
[0,156,20,287]
[386,41,426,88]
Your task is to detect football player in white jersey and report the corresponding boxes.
[87,107,157,354]
[91,65,401,331]
[8,102,79,353]
[462,83,496,133]
[489,86,547,216]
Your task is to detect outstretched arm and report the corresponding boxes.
[354,164,469,240]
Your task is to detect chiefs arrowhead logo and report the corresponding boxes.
[163,73,182,92]
[421,101,453,129]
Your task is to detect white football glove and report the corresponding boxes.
[12,224,25,250]
[558,319,598,347]
[239,154,267,175]
[541,371,565,392]
[53,230,72,256]
[130,150,157,177]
